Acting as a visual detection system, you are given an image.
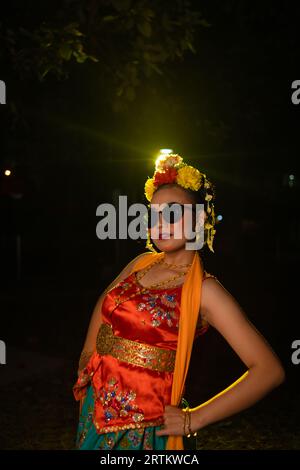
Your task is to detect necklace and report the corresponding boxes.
[114,255,190,306]
[161,260,192,269]
[136,259,188,290]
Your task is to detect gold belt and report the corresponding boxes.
[96,323,176,373]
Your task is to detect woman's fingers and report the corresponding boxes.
[156,406,185,436]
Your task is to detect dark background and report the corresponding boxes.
[0,0,299,449]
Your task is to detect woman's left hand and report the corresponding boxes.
[156,405,187,436]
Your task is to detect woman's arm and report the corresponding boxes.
[77,252,151,375]
[157,277,286,438]
[191,278,286,431]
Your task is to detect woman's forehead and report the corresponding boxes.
[151,186,193,204]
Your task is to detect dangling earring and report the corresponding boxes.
[146,228,157,252]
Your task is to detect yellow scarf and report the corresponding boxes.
[129,250,203,450]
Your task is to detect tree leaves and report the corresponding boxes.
[1,0,209,109]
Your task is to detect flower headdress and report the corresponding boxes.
[144,153,216,252]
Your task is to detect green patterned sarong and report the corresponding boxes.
[76,385,196,450]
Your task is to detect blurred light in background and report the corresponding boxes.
[159,149,173,155]
[4,169,11,176]
[283,172,296,188]
[288,174,295,188]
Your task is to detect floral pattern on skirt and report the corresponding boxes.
[76,384,168,450]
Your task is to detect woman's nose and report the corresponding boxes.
[158,212,164,228]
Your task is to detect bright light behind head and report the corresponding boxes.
[159,148,173,155]
[155,149,174,170]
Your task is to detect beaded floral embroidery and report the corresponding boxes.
[97,426,161,450]
[99,435,115,449]
[137,292,179,328]
[96,377,145,424]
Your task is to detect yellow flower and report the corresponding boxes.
[144,177,156,201]
[206,227,216,253]
[176,165,202,191]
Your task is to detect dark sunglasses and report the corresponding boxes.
[147,202,196,228]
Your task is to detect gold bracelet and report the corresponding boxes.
[182,409,188,437]
[183,407,198,438]
[182,407,191,438]
[188,409,198,438]
[186,408,192,438]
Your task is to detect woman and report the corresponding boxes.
[73,153,285,450]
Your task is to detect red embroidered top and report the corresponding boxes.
[73,271,213,434]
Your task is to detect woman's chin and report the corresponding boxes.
[152,238,185,251]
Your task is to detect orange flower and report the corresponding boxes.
[153,168,178,187]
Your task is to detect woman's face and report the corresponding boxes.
[149,185,199,253]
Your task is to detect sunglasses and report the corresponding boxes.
[147,202,196,228]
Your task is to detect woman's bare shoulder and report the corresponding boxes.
[200,274,228,324]
[201,274,249,329]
